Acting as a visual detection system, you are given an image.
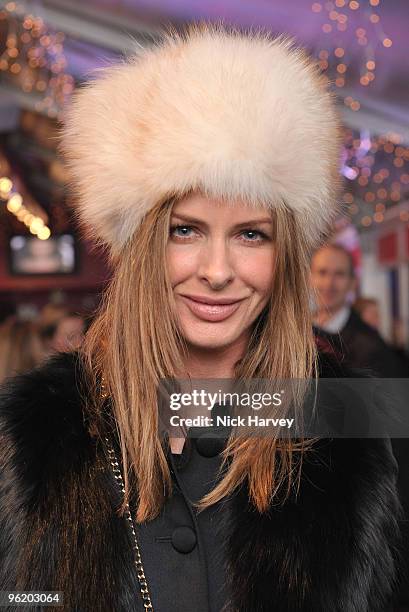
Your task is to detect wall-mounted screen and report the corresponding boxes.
[9,234,77,275]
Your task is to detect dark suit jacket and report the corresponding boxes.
[314,308,408,377]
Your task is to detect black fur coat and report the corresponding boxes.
[0,351,404,612]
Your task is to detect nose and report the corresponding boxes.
[197,237,234,290]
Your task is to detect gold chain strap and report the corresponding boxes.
[101,377,154,611]
[105,438,154,610]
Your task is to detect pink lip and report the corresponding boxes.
[179,295,245,322]
[181,294,244,305]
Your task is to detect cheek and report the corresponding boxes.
[166,244,198,287]
[314,274,327,287]
[237,249,275,294]
[336,278,350,293]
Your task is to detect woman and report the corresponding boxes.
[0,317,45,384]
[0,24,403,612]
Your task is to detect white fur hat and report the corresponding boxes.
[61,24,342,258]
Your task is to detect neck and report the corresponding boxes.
[170,333,250,454]
[314,304,347,327]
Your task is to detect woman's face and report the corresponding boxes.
[166,192,276,352]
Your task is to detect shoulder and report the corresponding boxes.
[0,351,95,483]
[316,347,373,378]
[346,308,375,332]
[314,350,398,469]
[0,350,88,437]
[346,309,387,347]
[0,354,115,594]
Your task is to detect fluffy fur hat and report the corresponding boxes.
[61,23,342,258]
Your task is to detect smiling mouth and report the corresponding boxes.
[179,295,245,322]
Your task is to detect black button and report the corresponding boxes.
[195,433,226,458]
[171,526,197,553]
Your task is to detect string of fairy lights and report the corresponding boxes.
[0,1,74,117]
[0,0,408,236]
[0,0,74,239]
[312,0,391,104]
[311,0,409,228]
[0,174,51,239]
[342,129,409,227]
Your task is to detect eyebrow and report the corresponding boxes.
[170,213,273,229]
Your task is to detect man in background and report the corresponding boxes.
[310,243,407,376]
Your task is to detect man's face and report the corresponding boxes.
[310,247,356,314]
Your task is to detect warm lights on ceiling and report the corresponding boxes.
[312,0,393,115]
[343,132,409,227]
[0,2,74,119]
[310,1,407,229]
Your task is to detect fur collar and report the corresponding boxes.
[0,350,403,611]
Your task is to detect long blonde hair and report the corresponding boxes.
[81,196,317,522]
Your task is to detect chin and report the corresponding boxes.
[318,299,338,311]
[187,339,235,352]
[180,323,243,352]
[326,301,343,311]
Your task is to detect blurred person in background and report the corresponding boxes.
[311,243,407,377]
[0,302,16,325]
[354,296,381,331]
[354,298,409,373]
[392,318,409,372]
[40,311,86,355]
[52,312,85,352]
[37,303,69,328]
[0,317,45,385]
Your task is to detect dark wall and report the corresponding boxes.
[0,238,111,317]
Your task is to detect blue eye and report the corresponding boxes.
[240,230,266,242]
[170,225,195,238]
[169,225,269,243]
